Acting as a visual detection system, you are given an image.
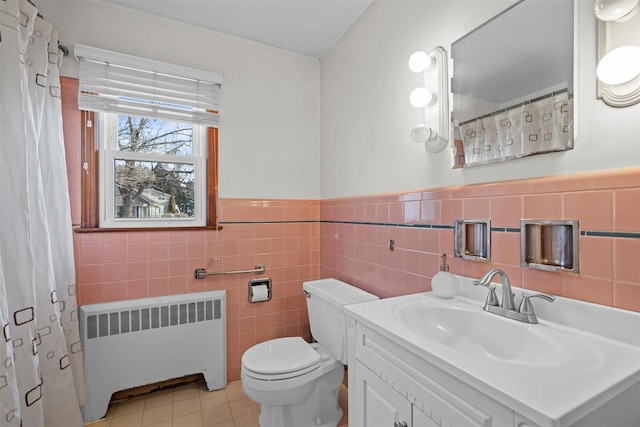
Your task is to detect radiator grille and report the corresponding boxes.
[80,290,226,424]
[85,299,222,339]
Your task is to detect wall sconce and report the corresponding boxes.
[594,0,639,21]
[408,46,449,152]
[594,0,640,106]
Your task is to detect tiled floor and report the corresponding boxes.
[84,380,349,427]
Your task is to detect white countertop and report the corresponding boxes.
[345,275,640,426]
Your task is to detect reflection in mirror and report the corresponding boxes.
[451,0,574,168]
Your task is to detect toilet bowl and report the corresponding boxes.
[241,337,344,427]
[240,278,379,427]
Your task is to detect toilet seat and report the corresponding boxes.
[242,337,321,380]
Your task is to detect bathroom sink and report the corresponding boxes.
[346,277,640,426]
[391,298,602,370]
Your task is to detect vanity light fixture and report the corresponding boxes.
[594,0,640,106]
[594,0,639,22]
[408,46,449,152]
[596,45,640,85]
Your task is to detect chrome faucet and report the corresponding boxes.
[473,269,555,324]
[474,269,516,310]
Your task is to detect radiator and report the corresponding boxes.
[79,290,226,423]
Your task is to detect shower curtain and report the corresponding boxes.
[0,0,83,425]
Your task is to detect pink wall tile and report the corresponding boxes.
[389,202,404,223]
[563,276,613,306]
[419,229,440,254]
[614,188,640,232]
[127,231,149,244]
[593,167,640,190]
[450,184,485,199]
[148,260,169,279]
[485,179,531,196]
[80,264,105,284]
[523,193,562,219]
[530,173,592,194]
[564,191,613,230]
[420,200,440,223]
[79,245,104,265]
[104,244,127,263]
[614,281,640,311]
[419,189,448,200]
[103,233,127,244]
[126,262,148,281]
[614,238,640,283]
[148,278,169,297]
[127,243,149,263]
[79,283,105,305]
[104,264,126,283]
[491,232,521,266]
[126,280,149,299]
[404,201,420,223]
[104,282,127,302]
[580,236,613,280]
[490,196,522,228]
[441,199,462,226]
[463,197,490,219]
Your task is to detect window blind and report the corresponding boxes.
[75,44,222,127]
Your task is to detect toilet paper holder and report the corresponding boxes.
[248,278,272,303]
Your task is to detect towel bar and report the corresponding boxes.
[194,264,265,279]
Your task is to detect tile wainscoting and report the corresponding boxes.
[320,168,640,312]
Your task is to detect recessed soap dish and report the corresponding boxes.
[520,219,579,273]
[454,219,491,262]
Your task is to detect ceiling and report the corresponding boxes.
[98,0,373,58]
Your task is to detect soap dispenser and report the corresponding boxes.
[431,254,458,299]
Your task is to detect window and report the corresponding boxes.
[81,112,219,230]
[100,113,206,228]
[76,45,222,230]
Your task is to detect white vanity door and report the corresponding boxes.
[413,407,438,427]
[354,361,418,427]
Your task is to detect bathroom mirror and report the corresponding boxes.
[451,0,575,168]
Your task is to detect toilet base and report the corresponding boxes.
[250,363,344,427]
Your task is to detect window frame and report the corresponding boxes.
[79,110,220,232]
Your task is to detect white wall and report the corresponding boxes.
[39,0,321,200]
[40,0,640,201]
[320,0,640,199]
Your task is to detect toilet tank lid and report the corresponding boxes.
[303,278,379,310]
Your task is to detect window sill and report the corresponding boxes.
[74,225,223,233]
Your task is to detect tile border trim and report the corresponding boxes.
[219,220,640,239]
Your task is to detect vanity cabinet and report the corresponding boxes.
[354,360,434,427]
[354,361,410,426]
[349,320,521,427]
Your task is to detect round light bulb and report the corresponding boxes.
[411,125,437,143]
[594,0,639,22]
[596,45,640,85]
[408,51,435,73]
[409,88,436,108]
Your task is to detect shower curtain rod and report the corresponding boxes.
[457,88,570,127]
[27,0,69,56]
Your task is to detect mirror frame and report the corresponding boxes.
[450,0,577,168]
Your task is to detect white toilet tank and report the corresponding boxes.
[303,278,378,364]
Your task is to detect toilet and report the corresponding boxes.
[241,278,379,427]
